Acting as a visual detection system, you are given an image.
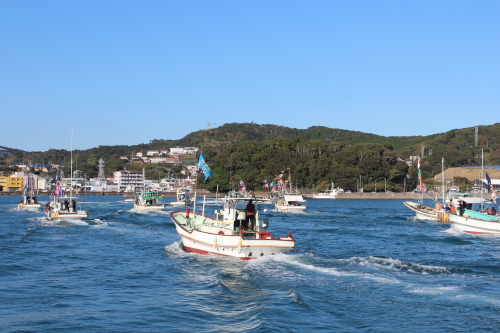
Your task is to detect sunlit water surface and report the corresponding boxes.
[1,196,500,332]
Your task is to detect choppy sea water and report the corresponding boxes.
[1,196,500,332]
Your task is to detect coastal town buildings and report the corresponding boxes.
[0,175,23,191]
[113,169,143,192]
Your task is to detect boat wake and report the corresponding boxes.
[243,253,481,301]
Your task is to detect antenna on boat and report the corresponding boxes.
[70,126,73,207]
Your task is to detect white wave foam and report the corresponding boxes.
[342,256,451,274]
[442,227,467,237]
[164,241,192,258]
[91,219,108,226]
[406,284,460,296]
[58,219,89,226]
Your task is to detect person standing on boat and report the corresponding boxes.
[245,200,255,230]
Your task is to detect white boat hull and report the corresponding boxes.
[47,210,89,221]
[311,194,337,199]
[134,204,165,211]
[403,201,439,221]
[18,203,42,209]
[449,213,500,234]
[275,205,307,212]
[170,211,295,260]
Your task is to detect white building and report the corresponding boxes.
[84,180,119,192]
[170,146,199,155]
[159,177,195,192]
[113,170,144,192]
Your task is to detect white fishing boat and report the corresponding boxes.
[18,174,42,209]
[404,157,451,222]
[44,131,88,221]
[169,197,295,260]
[44,193,89,221]
[271,168,307,212]
[18,194,42,209]
[275,195,307,212]
[170,187,192,207]
[134,190,165,211]
[311,182,344,199]
[403,201,440,221]
[449,197,500,234]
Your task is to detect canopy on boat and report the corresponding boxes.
[284,195,305,202]
[457,197,487,204]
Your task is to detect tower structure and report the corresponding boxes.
[97,158,106,181]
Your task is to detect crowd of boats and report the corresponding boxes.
[15,179,310,260]
[17,169,500,261]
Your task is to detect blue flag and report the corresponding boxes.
[197,153,212,181]
[486,172,492,192]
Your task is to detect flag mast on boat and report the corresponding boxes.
[418,159,423,204]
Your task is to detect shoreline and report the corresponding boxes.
[0,191,430,200]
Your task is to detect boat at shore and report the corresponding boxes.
[169,197,295,260]
[134,190,165,211]
[311,182,344,199]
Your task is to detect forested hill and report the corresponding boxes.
[172,123,428,150]
[2,122,500,192]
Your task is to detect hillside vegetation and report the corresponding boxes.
[2,123,500,192]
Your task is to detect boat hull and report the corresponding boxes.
[403,201,439,221]
[47,210,89,221]
[311,195,337,199]
[275,205,306,212]
[170,211,295,260]
[134,204,165,211]
[449,213,500,234]
[18,203,42,209]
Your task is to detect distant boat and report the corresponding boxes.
[311,182,344,199]
[44,131,89,221]
[18,174,42,209]
[275,194,307,212]
[169,196,295,259]
[134,190,165,211]
[170,187,192,207]
[272,168,307,212]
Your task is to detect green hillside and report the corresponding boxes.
[2,122,499,192]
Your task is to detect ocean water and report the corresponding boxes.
[1,196,500,332]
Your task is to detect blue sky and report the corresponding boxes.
[1,1,499,151]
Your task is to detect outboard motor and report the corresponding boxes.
[261,218,269,230]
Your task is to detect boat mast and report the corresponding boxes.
[442,157,444,202]
[70,127,73,207]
